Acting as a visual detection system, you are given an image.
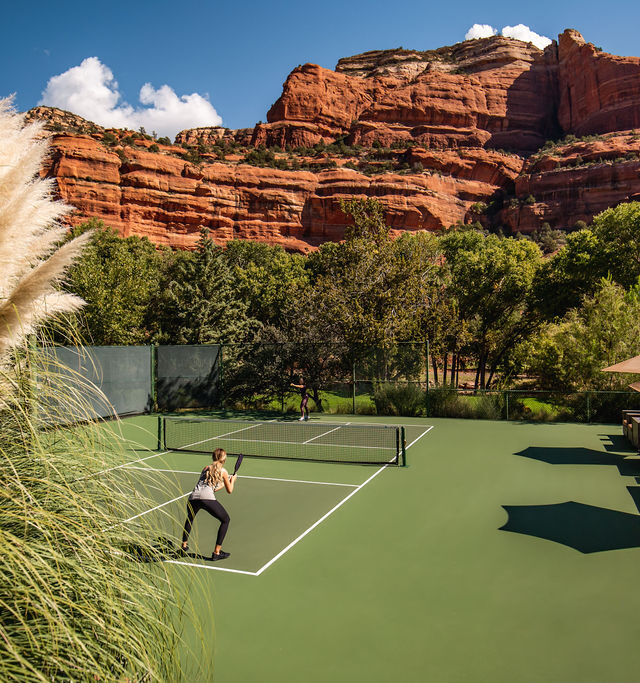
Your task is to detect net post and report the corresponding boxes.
[352,356,356,415]
[157,415,163,450]
[401,426,406,466]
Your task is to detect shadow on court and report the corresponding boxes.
[500,501,640,553]
[515,446,640,476]
[121,536,183,563]
[600,434,637,453]
[502,445,640,552]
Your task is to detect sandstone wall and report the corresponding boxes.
[28,29,640,248]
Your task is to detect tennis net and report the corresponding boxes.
[159,416,406,466]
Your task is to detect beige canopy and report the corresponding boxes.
[602,356,640,374]
[602,355,640,392]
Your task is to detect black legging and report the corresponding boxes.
[182,499,230,547]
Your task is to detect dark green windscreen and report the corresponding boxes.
[156,345,220,412]
[37,345,152,423]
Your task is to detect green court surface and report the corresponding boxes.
[106,414,640,682]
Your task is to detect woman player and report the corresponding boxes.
[181,448,237,561]
[290,376,310,421]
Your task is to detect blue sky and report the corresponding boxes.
[1,0,638,138]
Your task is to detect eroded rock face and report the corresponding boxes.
[263,36,559,154]
[557,29,640,136]
[42,134,518,250]
[500,132,640,233]
[27,29,640,249]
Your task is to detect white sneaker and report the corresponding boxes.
[299,417,305,421]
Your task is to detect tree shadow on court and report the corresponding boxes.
[500,501,640,553]
[514,446,640,476]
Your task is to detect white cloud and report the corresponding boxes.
[465,24,498,40]
[39,57,222,139]
[464,23,552,50]
[501,24,552,50]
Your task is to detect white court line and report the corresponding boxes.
[164,560,259,576]
[255,460,392,576]
[122,491,190,524]
[303,424,348,444]
[161,460,391,575]
[122,466,358,488]
[238,474,358,488]
[405,425,434,450]
[119,421,425,576]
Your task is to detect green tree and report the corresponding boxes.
[154,228,254,344]
[304,198,420,350]
[224,240,308,327]
[534,202,640,319]
[440,230,543,389]
[529,278,640,390]
[63,220,161,344]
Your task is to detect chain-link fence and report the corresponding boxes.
[38,342,640,425]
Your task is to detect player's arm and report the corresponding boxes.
[221,467,236,493]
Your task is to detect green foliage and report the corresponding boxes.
[533,202,640,318]
[153,228,254,344]
[224,240,308,328]
[530,222,567,254]
[102,131,118,146]
[182,147,203,164]
[528,277,640,391]
[157,136,172,145]
[440,230,543,388]
[339,197,389,243]
[242,146,289,170]
[427,389,503,419]
[62,220,161,344]
[372,382,425,416]
[304,199,418,348]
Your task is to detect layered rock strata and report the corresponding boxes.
[27,28,640,249]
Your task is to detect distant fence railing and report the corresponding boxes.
[36,344,639,425]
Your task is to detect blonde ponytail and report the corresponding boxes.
[205,448,226,488]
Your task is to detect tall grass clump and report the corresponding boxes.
[371,382,425,416]
[0,98,213,681]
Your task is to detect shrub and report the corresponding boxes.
[102,131,118,146]
[372,382,425,417]
[427,389,503,420]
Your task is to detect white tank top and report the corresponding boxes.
[189,467,217,501]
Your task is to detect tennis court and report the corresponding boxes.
[104,413,640,682]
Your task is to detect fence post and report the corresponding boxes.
[505,390,509,421]
[425,339,430,417]
[586,391,591,423]
[352,358,356,415]
[219,344,224,407]
[150,344,157,413]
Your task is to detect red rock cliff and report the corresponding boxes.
[27,29,640,249]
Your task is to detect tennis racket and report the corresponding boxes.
[232,454,244,476]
